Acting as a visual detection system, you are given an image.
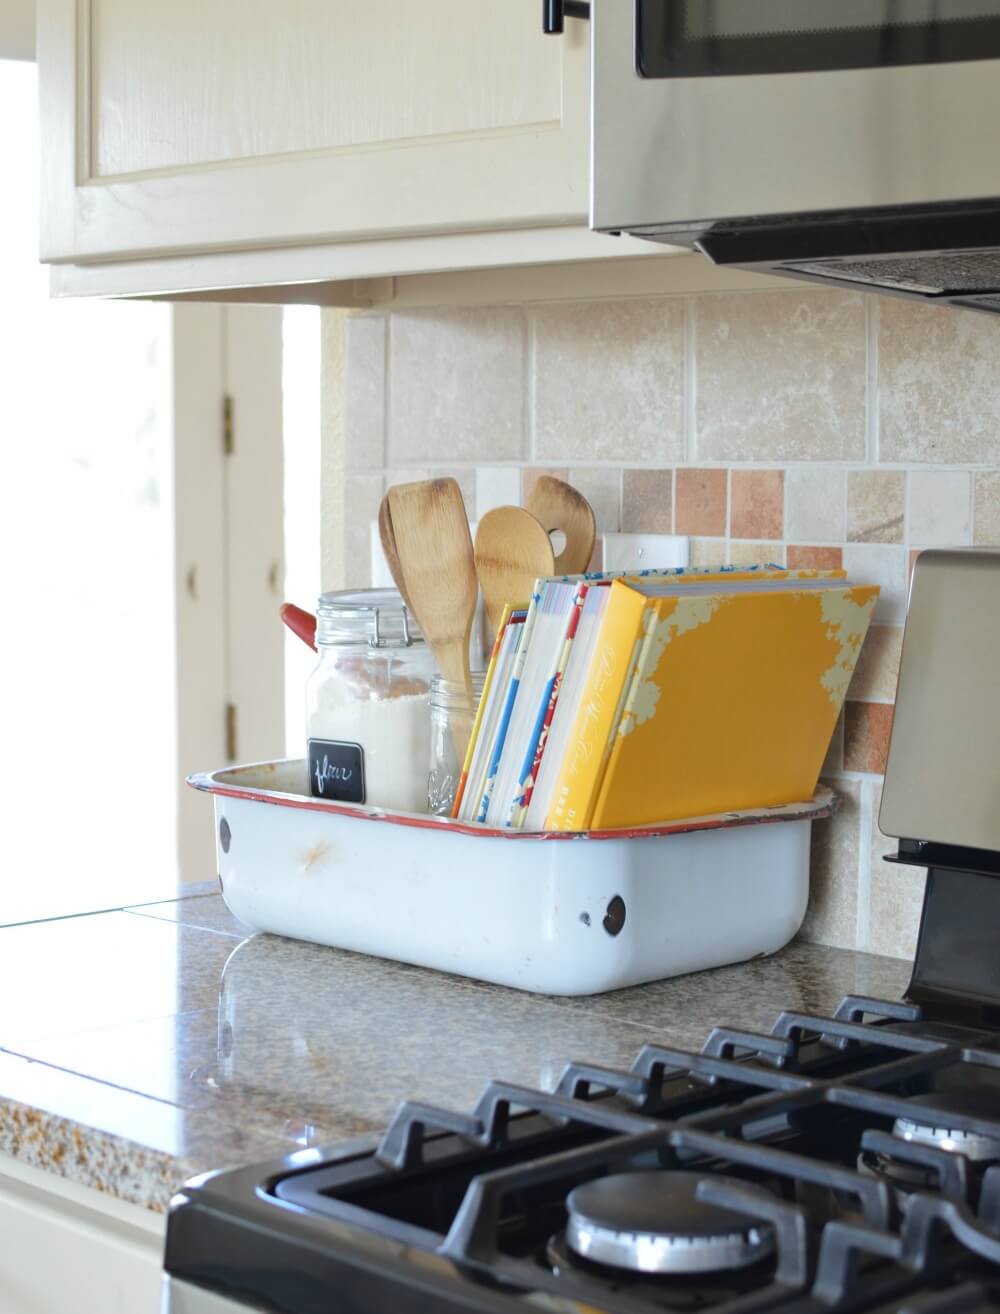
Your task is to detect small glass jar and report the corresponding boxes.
[427,671,487,816]
[305,589,435,812]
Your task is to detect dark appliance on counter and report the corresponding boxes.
[163,549,1000,1313]
[583,0,1000,314]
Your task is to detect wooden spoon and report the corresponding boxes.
[525,475,597,575]
[474,506,555,637]
[381,479,478,701]
[377,495,417,616]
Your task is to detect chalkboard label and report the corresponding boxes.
[308,738,366,804]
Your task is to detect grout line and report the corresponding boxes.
[684,297,697,463]
[856,779,873,952]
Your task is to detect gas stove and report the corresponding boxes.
[164,549,1000,1313]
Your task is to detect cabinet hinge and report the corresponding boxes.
[222,394,234,455]
[225,702,238,761]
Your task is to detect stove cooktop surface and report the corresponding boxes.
[164,994,1000,1314]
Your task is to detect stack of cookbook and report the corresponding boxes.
[452,563,879,832]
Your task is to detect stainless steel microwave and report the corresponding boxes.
[590,1,1000,312]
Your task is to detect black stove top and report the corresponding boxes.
[164,993,1000,1313]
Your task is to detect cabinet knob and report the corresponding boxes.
[543,0,590,35]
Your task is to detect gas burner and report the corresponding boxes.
[563,1171,775,1276]
[894,1093,1000,1163]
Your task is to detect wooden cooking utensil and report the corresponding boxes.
[474,506,555,637]
[377,495,417,616]
[381,479,478,701]
[525,475,597,574]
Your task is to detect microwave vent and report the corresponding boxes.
[779,249,1000,296]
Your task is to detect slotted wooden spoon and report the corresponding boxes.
[525,475,597,575]
[474,506,555,637]
[380,478,478,701]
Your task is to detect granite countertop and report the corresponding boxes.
[0,884,911,1215]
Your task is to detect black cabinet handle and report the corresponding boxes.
[543,0,590,34]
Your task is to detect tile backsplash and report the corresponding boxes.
[328,285,1000,962]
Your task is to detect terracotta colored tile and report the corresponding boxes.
[521,467,568,502]
[533,299,685,463]
[975,471,1000,545]
[868,782,927,959]
[843,702,895,774]
[731,470,784,540]
[787,545,843,570]
[799,778,860,950]
[622,469,673,533]
[848,626,903,703]
[847,470,904,544]
[823,710,844,774]
[675,468,727,536]
[879,297,1000,463]
[696,290,866,461]
[727,541,785,567]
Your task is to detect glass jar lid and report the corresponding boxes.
[315,589,423,649]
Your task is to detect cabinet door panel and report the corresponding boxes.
[40,0,588,264]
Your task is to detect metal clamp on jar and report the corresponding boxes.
[305,589,435,813]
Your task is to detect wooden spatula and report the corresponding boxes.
[474,506,555,637]
[525,475,597,575]
[381,479,478,700]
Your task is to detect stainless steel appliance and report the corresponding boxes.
[588,0,1000,312]
[163,550,1000,1312]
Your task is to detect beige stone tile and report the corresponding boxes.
[842,544,909,624]
[879,298,1000,463]
[688,537,727,567]
[727,541,786,566]
[974,472,1000,545]
[847,470,904,544]
[533,299,685,463]
[868,783,926,960]
[344,314,385,470]
[843,702,895,774]
[848,626,903,704]
[730,469,783,540]
[388,307,525,463]
[908,470,971,546]
[696,291,866,461]
[787,545,843,570]
[568,467,621,532]
[622,469,673,533]
[799,778,860,950]
[342,472,384,589]
[785,467,846,543]
[475,466,522,519]
[676,467,727,536]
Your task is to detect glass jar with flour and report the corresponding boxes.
[305,589,434,813]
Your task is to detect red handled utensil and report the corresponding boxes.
[280,602,317,651]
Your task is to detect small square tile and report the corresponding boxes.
[785,467,845,543]
[848,626,903,704]
[974,472,1000,545]
[868,783,927,959]
[522,467,568,502]
[688,537,727,567]
[475,467,522,520]
[843,701,895,774]
[879,298,1000,463]
[731,470,784,540]
[676,468,727,536]
[568,468,621,533]
[622,469,673,533]
[786,545,844,570]
[533,299,685,462]
[908,470,971,546]
[696,291,866,461]
[842,544,909,624]
[799,778,860,950]
[344,314,386,470]
[727,542,786,567]
[389,307,526,463]
[847,470,905,544]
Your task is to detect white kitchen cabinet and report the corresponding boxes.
[37,0,644,298]
[0,1156,164,1313]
